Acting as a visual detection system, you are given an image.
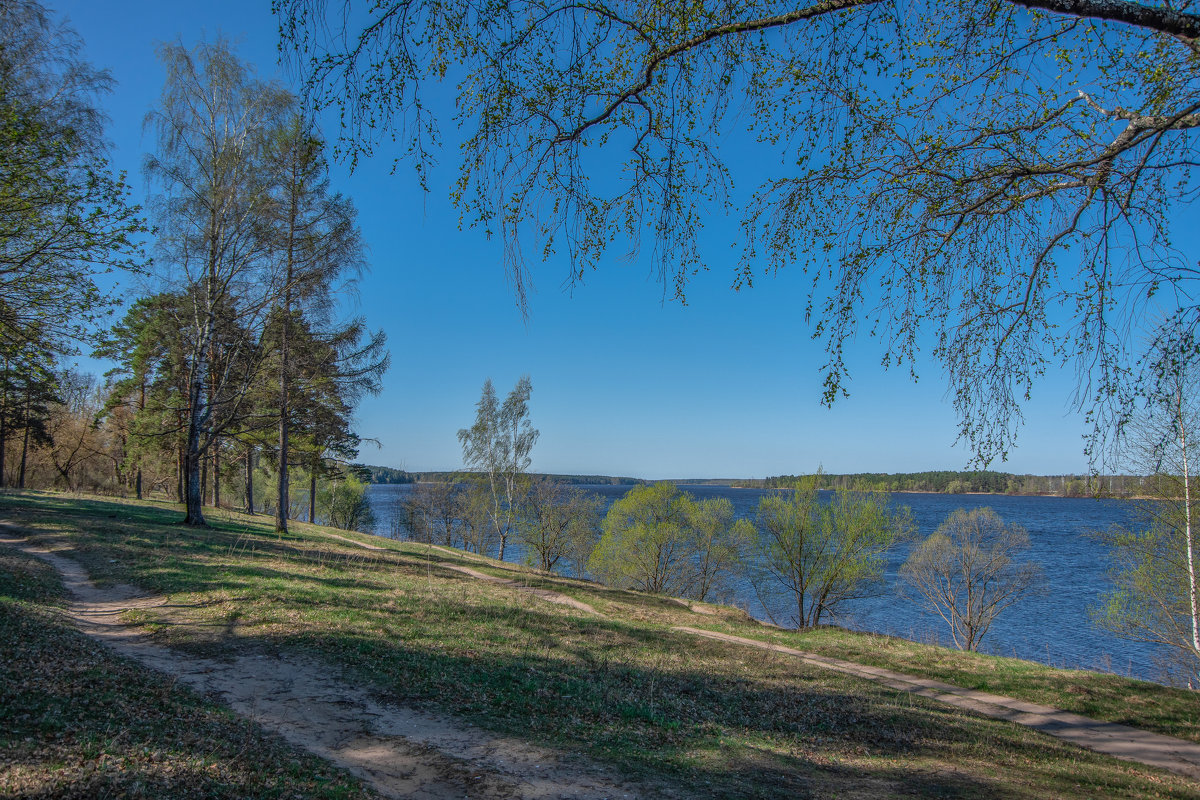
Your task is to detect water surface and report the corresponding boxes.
[368,483,1170,681]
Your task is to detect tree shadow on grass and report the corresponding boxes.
[214,597,1161,800]
[5,493,1193,798]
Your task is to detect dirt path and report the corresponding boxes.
[437,562,604,617]
[0,530,669,800]
[675,626,1200,781]
[328,530,1200,780]
[319,531,605,617]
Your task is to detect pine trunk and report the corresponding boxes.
[17,392,30,490]
[212,439,221,508]
[308,467,317,524]
[245,447,255,514]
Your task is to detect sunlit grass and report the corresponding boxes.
[0,541,375,800]
[2,490,1198,799]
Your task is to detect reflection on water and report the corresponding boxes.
[368,483,1174,682]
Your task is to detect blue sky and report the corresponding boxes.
[54,0,1104,479]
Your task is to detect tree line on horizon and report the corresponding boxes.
[369,466,1156,499]
[362,465,642,486]
[735,471,1154,498]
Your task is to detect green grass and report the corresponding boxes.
[728,624,1200,743]
[2,490,1199,799]
[0,539,378,800]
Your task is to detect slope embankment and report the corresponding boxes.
[2,491,1199,799]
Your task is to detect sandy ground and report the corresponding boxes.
[0,529,678,800]
[436,561,604,616]
[676,626,1200,781]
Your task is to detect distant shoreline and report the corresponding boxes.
[362,465,1151,500]
[370,481,1149,501]
[699,485,1145,500]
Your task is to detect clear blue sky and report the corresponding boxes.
[55,0,1105,479]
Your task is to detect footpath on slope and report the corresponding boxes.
[675,627,1200,781]
[0,527,677,800]
[323,530,1200,782]
[323,532,605,616]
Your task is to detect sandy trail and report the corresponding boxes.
[0,529,669,800]
[436,562,604,617]
[676,626,1200,781]
[328,528,1200,780]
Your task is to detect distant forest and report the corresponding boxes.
[362,466,419,484]
[360,466,642,486]
[732,471,1145,498]
[362,466,1145,497]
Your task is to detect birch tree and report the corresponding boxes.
[457,376,539,560]
[144,39,292,526]
[279,0,1200,465]
[1095,334,1200,684]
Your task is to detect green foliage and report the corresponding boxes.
[1094,501,1200,685]
[752,478,913,628]
[685,497,755,603]
[0,1,146,351]
[1094,354,1200,687]
[317,473,375,533]
[589,482,750,601]
[589,483,689,595]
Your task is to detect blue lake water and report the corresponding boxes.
[367,483,1175,682]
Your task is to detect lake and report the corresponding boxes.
[367,483,1174,682]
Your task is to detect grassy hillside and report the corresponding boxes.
[1,491,1198,799]
[0,532,377,799]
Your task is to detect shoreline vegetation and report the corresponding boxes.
[363,466,1149,499]
[3,490,1200,798]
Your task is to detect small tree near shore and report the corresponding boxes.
[901,508,1042,652]
[589,483,750,601]
[457,376,538,561]
[517,478,603,573]
[752,478,912,628]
